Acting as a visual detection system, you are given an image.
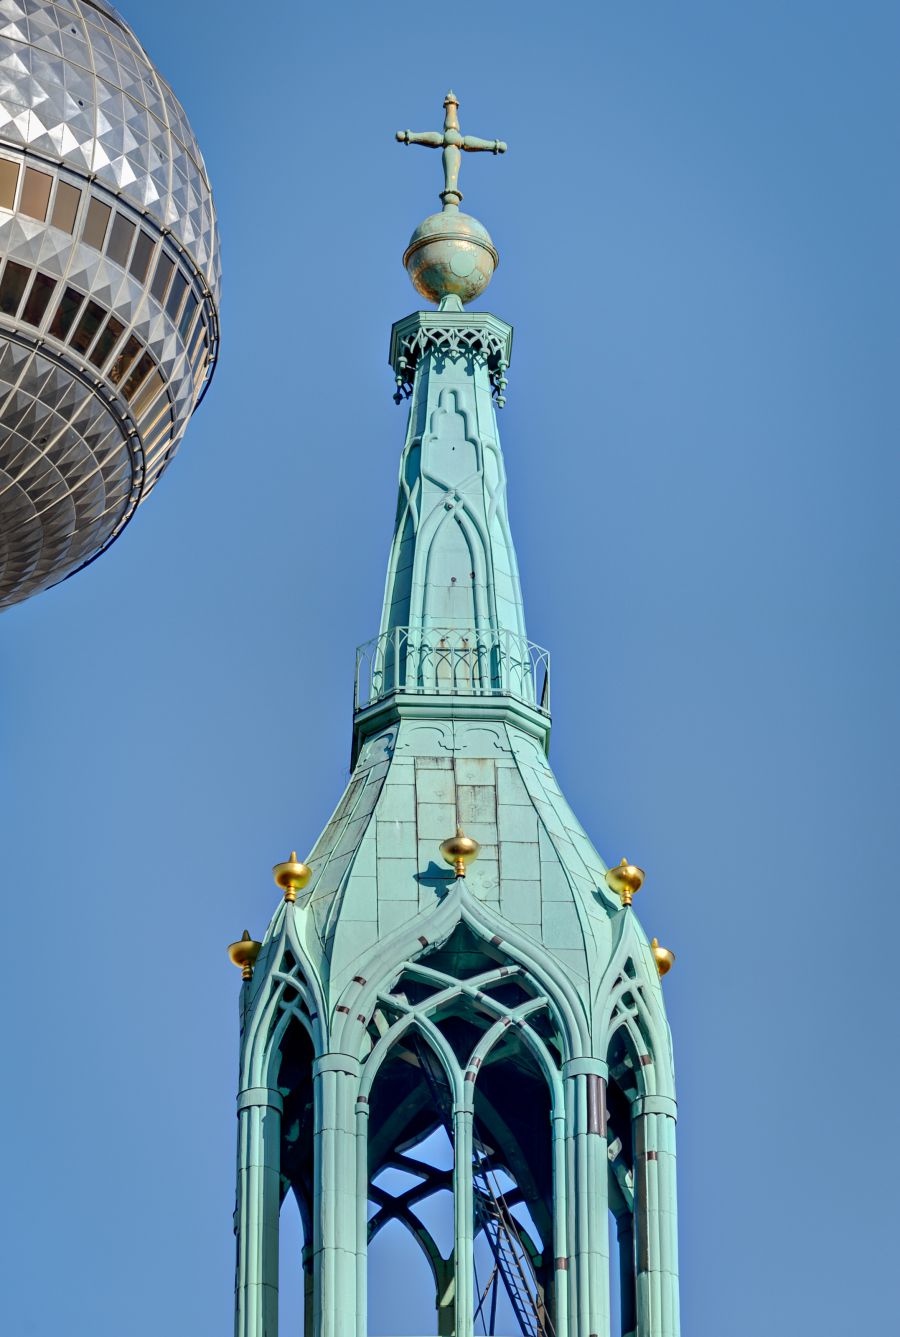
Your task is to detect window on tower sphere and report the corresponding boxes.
[89,314,125,369]
[106,212,136,268]
[150,253,174,304]
[22,272,57,326]
[49,286,86,340]
[83,197,112,250]
[129,230,155,282]
[0,159,20,210]
[69,299,107,355]
[20,168,52,221]
[0,261,30,315]
[51,181,81,233]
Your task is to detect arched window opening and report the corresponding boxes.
[367,1046,456,1335]
[275,1019,314,1333]
[368,1218,441,1335]
[472,1022,555,1337]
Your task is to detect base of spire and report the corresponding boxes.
[351,689,552,768]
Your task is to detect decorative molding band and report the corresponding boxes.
[236,1087,284,1113]
[631,1093,678,1121]
[389,309,513,406]
[312,1053,363,1079]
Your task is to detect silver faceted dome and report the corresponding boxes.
[0,0,220,608]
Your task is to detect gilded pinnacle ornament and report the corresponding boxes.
[605,857,646,908]
[397,90,506,305]
[651,938,675,977]
[227,930,261,982]
[273,851,311,903]
[439,825,480,878]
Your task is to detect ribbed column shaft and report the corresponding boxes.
[634,1112,680,1337]
[567,1072,610,1337]
[453,1100,475,1336]
[313,1068,359,1337]
[234,1098,281,1337]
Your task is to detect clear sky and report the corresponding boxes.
[1,1,898,1333]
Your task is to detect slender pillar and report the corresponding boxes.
[551,1107,570,1337]
[312,1056,362,1337]
[565,1061,610,1337]
[453,1092,475,1337]
[634,1101,680,1337]
[354,1098,369,1337]
[235,1087,284,1337]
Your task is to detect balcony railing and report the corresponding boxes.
[354,626,550,716]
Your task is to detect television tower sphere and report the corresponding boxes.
[0,0,220,609]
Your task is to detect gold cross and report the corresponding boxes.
[396,90,507,211]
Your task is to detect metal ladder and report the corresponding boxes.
[413,1039,552,1337]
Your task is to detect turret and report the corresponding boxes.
[229,92,681,1337]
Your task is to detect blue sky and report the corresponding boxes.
[2,1,898,1333]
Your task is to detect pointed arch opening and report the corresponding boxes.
[606,1027,639,1337]
[366,1032,458,1334]
[360,922,565,1337]
[275,1016,315,1330]
[471,1014,557,1337]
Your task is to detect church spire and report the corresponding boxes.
[354,94,548,760]
[231,93,681,1337]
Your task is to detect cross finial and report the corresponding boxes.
[396,90,507,211]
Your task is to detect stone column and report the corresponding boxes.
[564,1059,610,1337]
[633,1098,679,1337]
[312,1055,362,1337]
[234,1086,283,1337]
[453,1088,475,1337]
[551,1106,570,1337]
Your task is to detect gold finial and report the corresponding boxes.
[273,850,312,903]
[439,825,480,878]
[604,857,645,908]
[228,929,262,981]
[651,938,675,978]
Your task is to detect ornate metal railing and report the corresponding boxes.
[354,626,550,716]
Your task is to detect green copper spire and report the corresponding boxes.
[232,94,681,1337]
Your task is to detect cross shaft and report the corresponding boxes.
[396,90,507,210]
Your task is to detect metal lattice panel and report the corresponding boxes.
[0,0,220,608]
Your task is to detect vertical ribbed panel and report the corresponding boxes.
[634,1113,680,1337]
[234,1102,281,1337]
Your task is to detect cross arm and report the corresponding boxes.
[396,130,445,148]
[461,136,507,155]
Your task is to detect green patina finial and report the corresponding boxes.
[396,90,507,306]
[396,88,507,210]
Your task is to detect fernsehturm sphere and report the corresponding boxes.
[0,0,219,609]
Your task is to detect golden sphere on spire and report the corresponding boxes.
[440,825,480,878]
[651,938,675,978]
[228,930,262,981]
[273,851,312,903]
[604,857,645,908]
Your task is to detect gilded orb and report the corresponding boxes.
[650,938,675,977]
[403,210,499,306]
